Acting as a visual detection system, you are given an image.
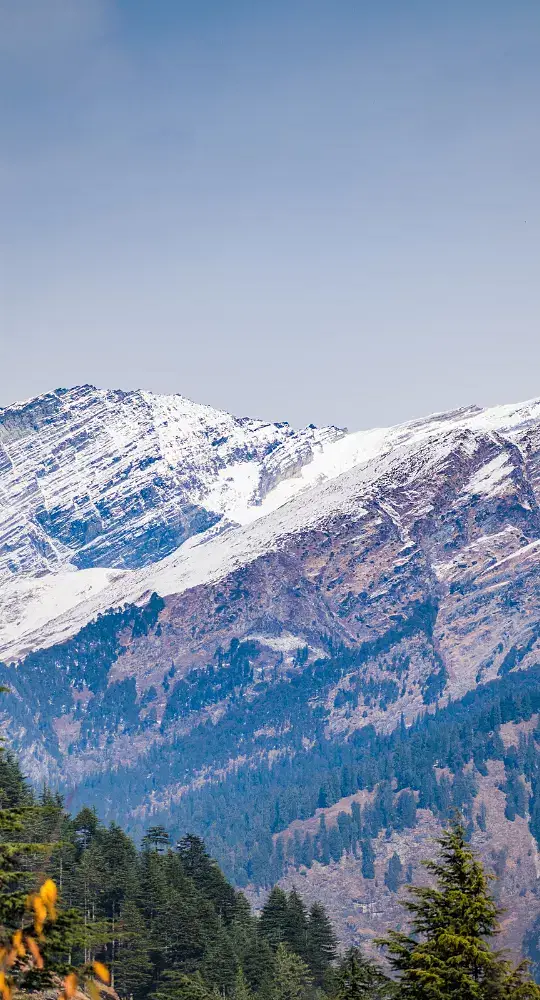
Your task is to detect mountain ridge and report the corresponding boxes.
[2,385,540,661]
[2,384,540,960]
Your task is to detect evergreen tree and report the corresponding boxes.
[201,923,238,994]
[284,889,308,960]
[380,817,540,999]
[177,834,238,923]
[142,825,171,853]
[259,886,288,950]
[476,802,487,833]
[243,934,275,995]
[151,969,213,1000]
[333,947,394,1000]
[233,967,253,1000]
[306,901,337,986]
[384,853,403,894]
[114,897,152,1000]
[361,839,375,880]
[271,942,312,1000]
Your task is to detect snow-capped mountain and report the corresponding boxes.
[0,383,344,576]
[2,387,540,661]
[0,384,343,656]
[2,385,540,960]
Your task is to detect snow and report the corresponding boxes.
[2,386,540,662]
[464,453,513,496]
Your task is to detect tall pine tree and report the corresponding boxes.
[380,817,540,999]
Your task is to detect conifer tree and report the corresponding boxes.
[151,969,213,1000]
[233,967,253,1000]
[259,886,288,950]
[333,947,394,1000]
[384,853,403,894]
[142,825,171,854]
[380,817,540,999]
[284,889,308,960]
[306,901,337,986]
[271,942,312,1000]
[177,834,238,923]
[361,839,375,880]
[114,897,152,1000]
[243,934,275,995]
[201,922,238,994]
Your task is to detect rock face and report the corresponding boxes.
[2,386,540,959]
[0,384,343,576]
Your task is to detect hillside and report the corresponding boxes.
[2,385,540,958]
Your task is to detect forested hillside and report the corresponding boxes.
[0,746,339,1000]
[2,743,540,1000]
[3,388,540,961]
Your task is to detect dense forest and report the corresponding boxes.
[3,594,540,893]
[62,646,540,888]
[1,743,540,1000]
[0,744,341,1000]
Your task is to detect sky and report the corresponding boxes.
[1,0,539,431]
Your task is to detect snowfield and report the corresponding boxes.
[1,385,540,661]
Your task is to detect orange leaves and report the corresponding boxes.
[62,972,78,999]
[58,958,110,1000]
[25,935,44,969]
[11,931,25,959]
[32,894,48,935]
[39,879,58,921]
[0,970,12,1000]
[92,962,110,985]
[1,876,110,1000]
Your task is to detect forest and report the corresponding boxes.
[4,596,540,893]
[2,742,540,1000]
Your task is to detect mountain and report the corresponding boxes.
[2,385,540,960]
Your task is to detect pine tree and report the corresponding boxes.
[284,889,308,960]
[306,901,337,986]
[142,825,170,853]
[243,934,275,995]
[384,853,403,894]
[201,922,238,994]
[259,886,288,950]
[151,969,213,1000]
[271,942,312,1000]
[177,834,238,923]
[233,967,253,1000]
[379,817,540,999]
[0,746,78,988]
[333,947,394,1000]
[361,839,375,880]
[114,897,152,1000]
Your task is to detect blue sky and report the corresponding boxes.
[1,0,539,429]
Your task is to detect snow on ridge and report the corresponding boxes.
[1,387,540,661]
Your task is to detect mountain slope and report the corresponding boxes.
[2,385,540,958]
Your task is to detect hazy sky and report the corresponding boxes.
[1,1,539,431]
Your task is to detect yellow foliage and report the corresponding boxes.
[11,931,25,958]
[32,894,48,935]
[40,879,58,920]
[2,877,110,1000]
[25,935,44,969]
[63,972,78,998]
[92,961,110,985]
[0,971,11,1000]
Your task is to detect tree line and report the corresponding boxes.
[2,743,540,1000]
